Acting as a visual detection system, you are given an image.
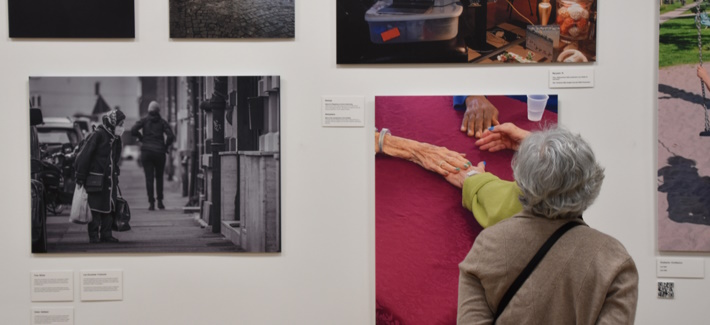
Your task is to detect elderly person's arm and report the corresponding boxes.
[446,163,523,228]
[462,173,522,228]
[376,130,471,176]
[596,258,639,325]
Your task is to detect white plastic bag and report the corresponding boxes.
[69,184,92,224]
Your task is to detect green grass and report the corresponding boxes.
[660,16,710,67]
[661,3,683,15]
[683,5,708,15]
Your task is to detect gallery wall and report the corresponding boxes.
[0,0,695,324]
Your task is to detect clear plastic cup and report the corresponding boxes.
[527,95,549,121]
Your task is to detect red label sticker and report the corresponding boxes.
[381,28,401,42]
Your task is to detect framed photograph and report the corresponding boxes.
[337,0,596,64]
[658,2,710,252]
[375,95,558,323]
[8,0,135,38]
[29,76,281,254]
[169,0,295,38]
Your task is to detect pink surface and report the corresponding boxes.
[375,96,557,325]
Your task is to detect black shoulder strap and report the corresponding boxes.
[493,221,585,323]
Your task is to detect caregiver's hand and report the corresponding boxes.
[475,123,530,152]
[461,96,500,138]
[445,161,486,188]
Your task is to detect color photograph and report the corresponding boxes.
[375,95,558,324]
[337,0,596,64]
[658,0,710,251]
[8,0,135,38]
[170,0,295,38]
[29,76,281,254]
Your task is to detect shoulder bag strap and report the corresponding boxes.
[493,221,586,323]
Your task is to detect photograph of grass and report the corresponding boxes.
[658,0,710,251]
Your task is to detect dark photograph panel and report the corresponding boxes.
[337,0,597,64]
[8,0,135,38]
[170,0,295,38]
[29,76,281,254]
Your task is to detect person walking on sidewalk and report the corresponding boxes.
[131,101,175,211]
[74,110,126,243]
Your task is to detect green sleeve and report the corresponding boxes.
[461,172,523,228]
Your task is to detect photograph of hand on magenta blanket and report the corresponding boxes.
[375,95,557,324]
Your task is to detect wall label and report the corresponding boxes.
[79,270,123,301]
[322,96,365,127]
[549,68,594,88]
[31,307,74,325]
[657,258,704,278]
[30,271,73,302]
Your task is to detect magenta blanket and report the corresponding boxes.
[375,96,558,325]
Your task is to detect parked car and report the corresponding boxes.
[72,116,92,136]
[30,108,47,253]
[36,117,84,157]
[36,116,82,216]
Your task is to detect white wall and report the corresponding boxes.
[0,0,686,324]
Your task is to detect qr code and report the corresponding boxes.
[658,281,674,299]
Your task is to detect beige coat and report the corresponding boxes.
[457,213,638,325]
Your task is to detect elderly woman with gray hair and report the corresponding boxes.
[449,125,638,325]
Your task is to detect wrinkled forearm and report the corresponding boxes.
[376,132,419,160]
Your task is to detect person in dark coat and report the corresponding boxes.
[131,101,175,210]
[75,110,125,243]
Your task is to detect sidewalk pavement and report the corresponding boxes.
[45,159,242,253]
[660,2,702,24]
[170,0,295,38]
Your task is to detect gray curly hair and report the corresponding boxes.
[512,126,605,219]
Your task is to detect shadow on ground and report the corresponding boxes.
[658,83,709,105]
[658,155,710,225]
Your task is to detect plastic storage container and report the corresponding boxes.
[365,1,463,44]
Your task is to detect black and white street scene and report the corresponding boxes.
[29,76,281,253]
[170,0,295,38]
[8,0,135,38]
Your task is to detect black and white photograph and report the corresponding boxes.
[29,76,281,253]
[8,0,135,38]
[169,0,295,38]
